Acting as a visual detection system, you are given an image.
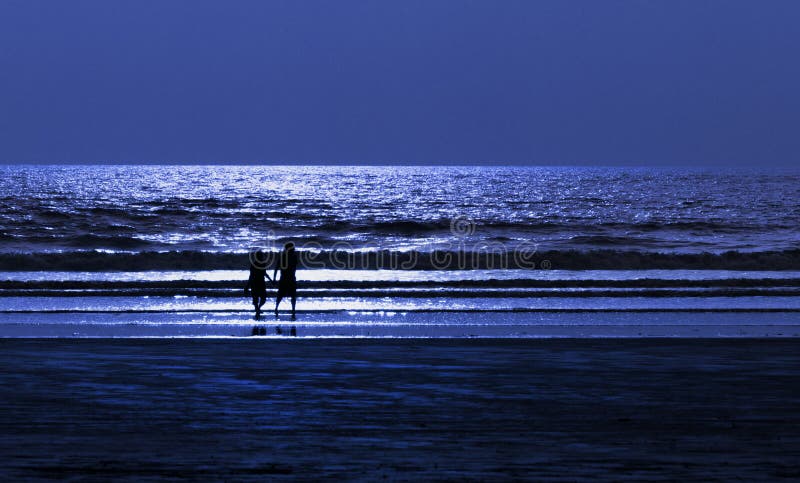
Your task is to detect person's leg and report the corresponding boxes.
[275,295,282,315]
[252,295,260,319]
[290,295,296,317]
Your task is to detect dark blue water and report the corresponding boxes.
[1,166,798,269]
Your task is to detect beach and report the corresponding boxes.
[2,338,800,480]
[2,0,800,477]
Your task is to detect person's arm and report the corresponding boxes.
[244,270,251,294]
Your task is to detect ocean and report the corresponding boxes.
[2,165,800,257]
[1,165,799,337]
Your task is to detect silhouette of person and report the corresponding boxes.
[244,250,272,320]
[274,242,298,318]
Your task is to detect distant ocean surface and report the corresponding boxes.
[1,165,799,270]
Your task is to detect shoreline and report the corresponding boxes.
[3,268,798,338]
[2,310,800,338]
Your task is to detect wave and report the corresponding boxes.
[1,248,799,271]
[370,220,450,234]
[65,234,159,250]
[3,289,798,298]
[568,235,650,246]
[12,206,797,231]
[3,278,800,290]
[305,220,793,236]
[0,233,159,249]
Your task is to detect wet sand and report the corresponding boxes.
[1,339,799,480]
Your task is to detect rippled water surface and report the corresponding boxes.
[2,165,798,255]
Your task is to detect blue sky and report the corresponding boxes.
[1,1,798,166]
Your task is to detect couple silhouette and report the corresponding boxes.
[245,242,298,320]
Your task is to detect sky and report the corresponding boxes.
[0,0,798,166]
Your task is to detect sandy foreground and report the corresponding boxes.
[1,339,799,481]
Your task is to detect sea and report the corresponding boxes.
[1,165,799,337]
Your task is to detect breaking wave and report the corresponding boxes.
[1,248,799,271]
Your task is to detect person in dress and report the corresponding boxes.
[273,242,299,318]
[244,250,272,320]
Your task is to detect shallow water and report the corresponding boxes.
[2,269,799,337]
